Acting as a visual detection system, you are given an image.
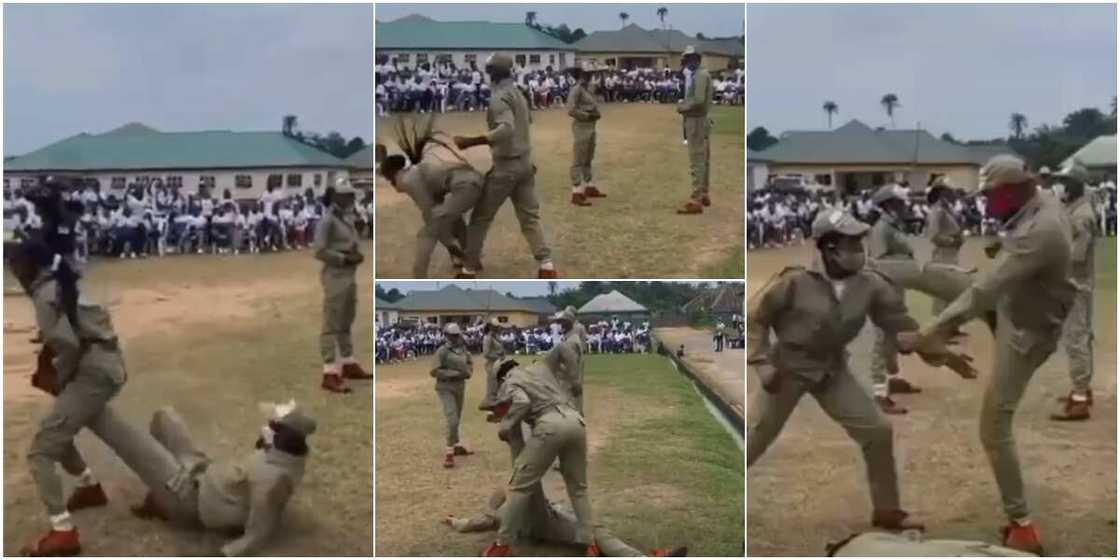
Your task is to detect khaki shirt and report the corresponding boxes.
[566,84,599,124]
[747,264,919,384]
[678,67,712,117]
[482,333,505,363]
[312,207,361,268]
[925,203,963,262]
[868,214,914,260]
[925,192,1076,339]
[30,275,126,387]
[397,159,483,244]
[1066,195,1097,284]
[498,362,579,434]
[543,333,582,401]
[432,342,472,382]
[197,448,305,556]
[487,79,532,160]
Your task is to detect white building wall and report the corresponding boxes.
[380,49,575,72]
[4,167,353,199]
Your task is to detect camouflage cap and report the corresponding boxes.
[871,184,908,205]
[979,154,1031,191]
[444,322,462,335]
[811,209,871,239]
[485,53,514,72]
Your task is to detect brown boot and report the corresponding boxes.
[585,185,607,198]
[700,195,711,207]
[321,373,352,394]
[538,268,559,279]
[571,192,593,207]
[1050,397,1091,421]
[1002,521,1043,555]
[341,362,372,380]
[1056,389,1094,406]
[871,509,925,531]
[888,377,922,394]
[455,271,478,279]
[66,483,108,511]
[443,451,455,469]
[21,529,81,557]
[131,492,169,521]
[453,445,474,456]
[875,395,908,415]
[676,200,703,215]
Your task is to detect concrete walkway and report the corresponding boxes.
[654,327,744,426]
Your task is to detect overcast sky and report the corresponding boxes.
[4,4,373,156]
[747,4,1116,140]
[376,3,744,38]
[377,281,710,297]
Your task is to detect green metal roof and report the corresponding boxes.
[375,297,400,310]
[574,24,742,57]
[1063,135,1116,168]
[344,144,375,170]
[760,120,1013,166]
[5,123,346,172]
[376,15,574,51]
[394,285,538,313]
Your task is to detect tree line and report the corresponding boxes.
[281,114,367,160]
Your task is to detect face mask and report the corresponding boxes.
[985,186,1023,221]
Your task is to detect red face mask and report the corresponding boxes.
[985,185,1024,221]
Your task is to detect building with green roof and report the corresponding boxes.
[3,122,359,199]
[1062,135,1116,179]
[756,119,1017,194]
[574,24,743,72]
[392,284,544,327]
[376,14,576,72]
[344,144,376,190]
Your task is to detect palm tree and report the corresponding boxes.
[657,7,668,29]
[880,94,900,128]
[822,101,839,129]
[619,12,630,28]
[525,11,537,27]
[548,281,558,297]
[1008,113,1028,140]
[282,115,297,136]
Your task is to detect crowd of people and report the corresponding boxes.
[747,177,1118,250]
[375,56,744,116]
[4,180,375,260]
[375,315,657,364]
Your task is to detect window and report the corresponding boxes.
[529,54,541,64]
[20,178,35,189]
[287,173,302,188]
[165,176,183,188]
[549,54,555,65]
[134,175,151,186]
[110,177,126,190]
[814,174,832,186]
[267,174,282,189]
[314,173,322,187]
[397,53,410,64]
[515,54,526,67]
[497,316,509,324]
[198,175,216,189]
[464,53,477,64]
[606,58,617,67]
[235,175,253,189]
[327,171,337,187]
[415,53,429,64]
[559,53,567,67]
[436,54,452,64]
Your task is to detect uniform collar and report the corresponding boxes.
[1065,194,1090,213]
[1003,191,1044,230]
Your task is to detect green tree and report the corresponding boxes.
[345,137,366,157]
[822,100,838,129]
[1063,107,1108,139]
[880,93,901,128]
[281,115,298,136]
[1009,112,1028,140]
[375,286,405,303]
[746,126,779,152]
[657,7,668,28]
[940,132,958,144]
[525,11,537,27]
[619,12,629,28]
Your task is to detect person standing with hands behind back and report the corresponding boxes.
[313,180,370,395]
[676,46,713,215]
[432,322,474,469]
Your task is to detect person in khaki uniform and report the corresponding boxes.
[747,209,977,535]
[8,239,126,556]
[866,184,921,414]
[376,120,485,278]
[898,155,1077,555]
[480,359,594,557]
[675,46,713,215]
[432,322,474,468]
[312,182,370,394]
[566,65,605,207]
[543,308,585,413]
[925,177,965,315]
[478,318,507,412]
[454,53,558,279]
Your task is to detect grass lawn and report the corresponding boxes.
[375,103,745,279]
[375,353,744,556]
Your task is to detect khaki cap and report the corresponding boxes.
[485,53,514,71]
[682,45,698,57]
[1054,160,1090,183]
[979,155,1031,191]
[811,209,870,239]
[872,184,908,205]
[552,308,577,323]
[444,322,462,335]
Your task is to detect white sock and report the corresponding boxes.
[77,468,97,487]
[1071,392,1090,402]
[323,363,339,375]
[50,511,74,531]
[872,383,888,398]
[539,261,555,271]
[1013,517,1032,527]
[460,267,475,275]
[341,356,357,365]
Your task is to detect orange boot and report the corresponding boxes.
[585,542,602,556]
[585,185,607,198]
[21,528,81,557]
[676,200,703,215]
[1002,521,1043,555]
[321,373,352,394]
[341,362,373,380]
[571,192,593,207]
[482,542,512,556]
[650,546,689,556]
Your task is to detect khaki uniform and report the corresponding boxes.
[397,159,484,278]
[432,342,473,447]
[465,78,552,270]
[313,208,362,365]
[566,83,600,187]
[677,67,713,201]
[497,362,591,546]
[925,202,965,314]
[543,332,584,413]
[746,264,919,513]
[480,333,506,409]
[1062,195,1096,392]
[831,532,1036,557]
[28,276,127,516]
[922,192,1076,520]
[867,215,915,389]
